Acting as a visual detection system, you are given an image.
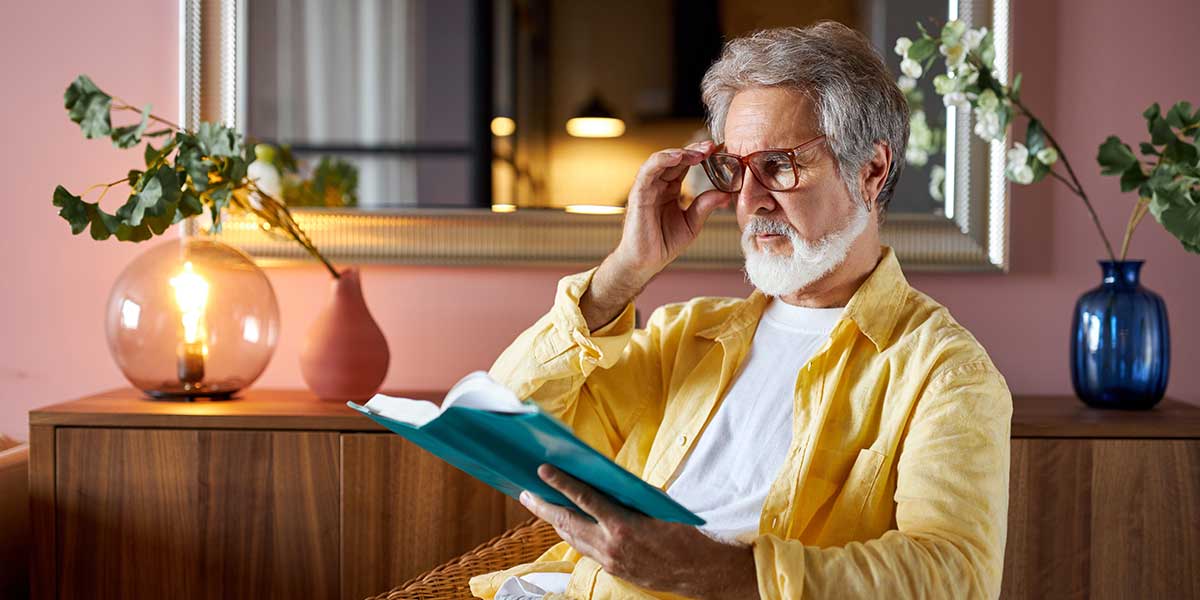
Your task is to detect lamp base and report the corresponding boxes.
[143,386,238,402]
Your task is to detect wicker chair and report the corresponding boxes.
[368,517,562,600]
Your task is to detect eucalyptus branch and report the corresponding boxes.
[1012,96,1118,262]
[112,96,182,131]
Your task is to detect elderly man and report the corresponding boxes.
[471,21,1011,600]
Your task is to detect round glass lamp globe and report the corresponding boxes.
[105,238,281,399]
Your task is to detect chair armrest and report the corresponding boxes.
[368,517,561,600]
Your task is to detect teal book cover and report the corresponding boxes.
[346,372,704,526]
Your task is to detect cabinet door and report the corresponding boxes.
[340,433,530,600]
[1003,438,1200,599]
[55,428,340,599]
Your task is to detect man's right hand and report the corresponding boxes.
[580,141,733,331]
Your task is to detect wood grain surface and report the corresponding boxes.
[54,428,340,599]
[1002,438,1200,599]
[340,434,531,600]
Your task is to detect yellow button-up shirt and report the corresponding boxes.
[471,247,1012,599]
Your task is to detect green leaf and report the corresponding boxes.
[176,142,212,191]
[1140,142,1161,156]
[63,75,103,112]
[1098,136,1138,175]
[77,94,112,139]
[52,186,91,235]
[908,37,937,62]
[179,190,204,218]
[1165,101,1195,129]
[64,75,113,139]
[1164,137,1199,166]
[143,138,177,169]
[980,29,996,67]
[1143,103,1162,121]
[111,104,150,149]
[1025,119,1048,154]
[1150,114,1176,145]
[1148,186,1200,254]
[1009,72,1022,101]
[114,176,161,226]
[1119,163,1148,192]
[196,122,241,158]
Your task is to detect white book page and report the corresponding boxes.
[364,371,533,426]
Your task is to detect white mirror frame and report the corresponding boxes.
[185,0,1010,271]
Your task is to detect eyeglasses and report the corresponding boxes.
[700,134,827,193]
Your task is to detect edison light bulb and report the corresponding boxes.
[169,261,210,386]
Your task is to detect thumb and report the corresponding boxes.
[684,189,732,230]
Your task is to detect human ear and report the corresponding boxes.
[858,141,892,211]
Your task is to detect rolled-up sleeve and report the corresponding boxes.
[751,362,1013,599]
[489,268,668,459]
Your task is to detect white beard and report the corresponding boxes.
[741,201,870,297]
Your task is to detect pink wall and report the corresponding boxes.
[2,0,1197,439]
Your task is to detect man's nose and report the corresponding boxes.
[737,171,778,214]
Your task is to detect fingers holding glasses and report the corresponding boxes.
[658,141,715,184]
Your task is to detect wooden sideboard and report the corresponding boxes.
[28,390,1200,599]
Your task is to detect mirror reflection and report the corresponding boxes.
[244,0,948,215]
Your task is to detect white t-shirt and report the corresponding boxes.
[663,298,843,544]
[495,299,843,599]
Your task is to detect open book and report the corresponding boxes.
[348,371,703,525]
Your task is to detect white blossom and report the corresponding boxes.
[1036,147,1059,165]
[955,64,980,86]
[1010,164,1034,184]
[900,57,923,79]
[933,74,956,95]
[1005,143,1034,184]
[898,76,917,92]
[929,165,947,201]
[894,37,912,57]
[940,42,966,67]
[1007,142,1029,166]
[962,27,988,52]
[974,108,1004,141]
[942,20,967,42]
[977,89,1000,111]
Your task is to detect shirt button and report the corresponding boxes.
[677,434,688,446]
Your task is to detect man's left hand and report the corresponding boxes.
[519,464,759,600]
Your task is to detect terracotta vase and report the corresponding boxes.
[299,268,390,401]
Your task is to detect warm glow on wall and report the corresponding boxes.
[491,203,517,213]
[565,204,625,215]
[491,117,516,137]
[565,117,626,138]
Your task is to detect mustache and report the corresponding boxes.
[743,217,797,238]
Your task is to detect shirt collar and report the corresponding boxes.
[695,246,908,352]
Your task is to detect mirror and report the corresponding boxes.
[191,0,1010,270]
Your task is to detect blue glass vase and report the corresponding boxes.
[1070,261,1170,409]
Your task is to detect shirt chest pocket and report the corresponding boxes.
[791,447,887,542]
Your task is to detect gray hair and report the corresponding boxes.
[701,21,908,217]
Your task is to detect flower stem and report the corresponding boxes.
[1012,97,1118,262]
[242,182,341,279]
[112,98,183,132]
[1118,197,1151,261]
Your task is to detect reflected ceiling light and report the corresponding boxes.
[565,95,625,138]
[565,204,625,215]
[491,203,517,213]
[491,116,516,137]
